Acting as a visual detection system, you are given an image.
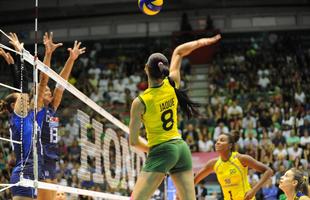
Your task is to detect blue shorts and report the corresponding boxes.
[42,158,57,180]
[42,144,58,180]
[10,162,44,198]
[10,172,37,198]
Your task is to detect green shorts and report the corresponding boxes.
[142,139,192,174]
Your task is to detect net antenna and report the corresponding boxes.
[32,0,40,191]
[19,45,25,184]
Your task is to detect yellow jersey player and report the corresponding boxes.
[194,131,273,200]
[139,77,179,147]
[129,34,221,200]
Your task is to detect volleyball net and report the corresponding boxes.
[0,30,148,199]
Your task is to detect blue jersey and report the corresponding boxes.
[41,106,59,160]
[10,109,45,175]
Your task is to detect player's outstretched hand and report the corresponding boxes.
[8,32,24,53]
[43,32,63,55]
[0,48,14,65]
[67,40,86,61]
[197,34,221,47]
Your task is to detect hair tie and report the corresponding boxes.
[296,191,303,198]
[158,61,164,71]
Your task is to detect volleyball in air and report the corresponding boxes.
[138,0,163,16]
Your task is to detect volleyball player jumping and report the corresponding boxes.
[129,34,221,200]
[37,33,85,200]
[0,32,52,200]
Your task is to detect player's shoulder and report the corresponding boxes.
[210,157,219,163]
[132,97,145,112]
[211,157,220,166]
[235,152,257,167]
[235,152,249,160]
[213,157,224,171]
[134,96,143,105]
[12,110,33,120]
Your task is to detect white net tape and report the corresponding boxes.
[0,83,22,92]
[21,179,130,200]
[0,183,19,193]
[0,179,130,200]
[0,136,21,144]
[0,42,129,134]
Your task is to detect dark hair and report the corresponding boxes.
[168,78,200,118]
[0,93,18,114]
[290,168,309,197]
[222,130,240,151]
[146,53,170,79]
[146,53,200,118]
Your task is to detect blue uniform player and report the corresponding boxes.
[1,93,48,200]
[0,32,60,200]
[41,105,59,180]
[37,36,85,200]
[9,105,46,199]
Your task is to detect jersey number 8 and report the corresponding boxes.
[161,109,174,131]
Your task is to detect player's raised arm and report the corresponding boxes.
[169,34,221,88]
[37,32,63,109]
[51,40,85,110]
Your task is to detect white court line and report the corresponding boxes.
[0,136,22,144]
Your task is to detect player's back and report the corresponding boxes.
[139,77,181,147]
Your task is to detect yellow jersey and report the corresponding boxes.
[139,77,181,147]
[214,152,254,200]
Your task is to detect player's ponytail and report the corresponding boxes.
[168,77,200,118]
[146,53,170,80]
[231,130,240,144]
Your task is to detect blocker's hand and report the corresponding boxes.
[67,40,86,61]
[43,32,63,55]
[0,48,14,65]
[8,32,24,53]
